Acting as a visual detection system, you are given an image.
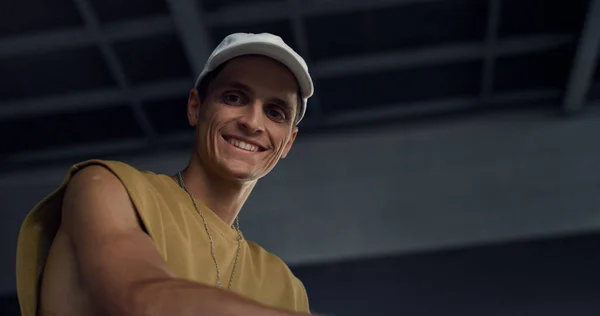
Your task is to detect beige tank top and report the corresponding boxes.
[16,160,309,315]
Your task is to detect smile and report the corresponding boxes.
[223,136,264,152]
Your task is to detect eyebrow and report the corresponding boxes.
[223,81,293,111]
[225,81,253,94]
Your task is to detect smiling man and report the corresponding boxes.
[16,33,315,316]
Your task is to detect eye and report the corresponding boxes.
[222,93,246,105]
[266,106,287,122]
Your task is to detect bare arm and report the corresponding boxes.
[61,165,310,316]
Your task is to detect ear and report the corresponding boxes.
[187,88,201,126]
[281,126,299,159]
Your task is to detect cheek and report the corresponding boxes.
[195,110,222,151]
[264,134,291,165]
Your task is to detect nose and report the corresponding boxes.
[237,101,265,134]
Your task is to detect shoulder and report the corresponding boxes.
[61,160,168,227]
[63,161,138,203]
[63,159,174,215]
[66,159,166,195]
[70,159,145,180]
[16,160,155,316]
[68,162,121,186]
[62,162,121,206]
[61,161,142,228]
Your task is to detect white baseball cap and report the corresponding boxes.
[194,32,314,124]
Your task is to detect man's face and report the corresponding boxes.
[187,55,299,182]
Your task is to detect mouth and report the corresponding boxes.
[222,135,266,153]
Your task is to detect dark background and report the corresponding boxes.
[2,0,600,315]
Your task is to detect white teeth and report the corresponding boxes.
[227,138,259,152]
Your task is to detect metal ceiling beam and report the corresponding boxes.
[0,16,173,58]
[0,34,573,121]
[591,82,600,100]
[102,16,175,42]
[165,0,212,75]
[314,34,574,78]
[72,0,156,138]
[314,43,483,78]
[133,78,192,100]
[324,89,561,126]
[0,0,439,58]
[3,87,565,165]
[4,139,150,164]
[563,0,600,113]
[204,1,285,25]
[206,0,439,26]
[0,80,190,120]
[287,0,324,120]
[288,0,310,61]
[0,28,92,58]
[0,89,125,119]
[481,0,501,100]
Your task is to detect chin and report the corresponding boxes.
[220,162,262,182]
[226,169,254,181]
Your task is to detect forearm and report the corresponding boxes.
[129,277,311,316]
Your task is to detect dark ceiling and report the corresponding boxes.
[0,0,599,169]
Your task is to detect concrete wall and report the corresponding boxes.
[2,109,600,294]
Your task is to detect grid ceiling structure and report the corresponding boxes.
[0,0,599,169]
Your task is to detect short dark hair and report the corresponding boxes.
[195,61,229,104]
[195,60,303,125]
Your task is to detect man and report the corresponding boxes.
[16,33,316,316]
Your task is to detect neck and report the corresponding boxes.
[177,155,256,227]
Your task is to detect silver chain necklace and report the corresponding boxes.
[176,172,243,290]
